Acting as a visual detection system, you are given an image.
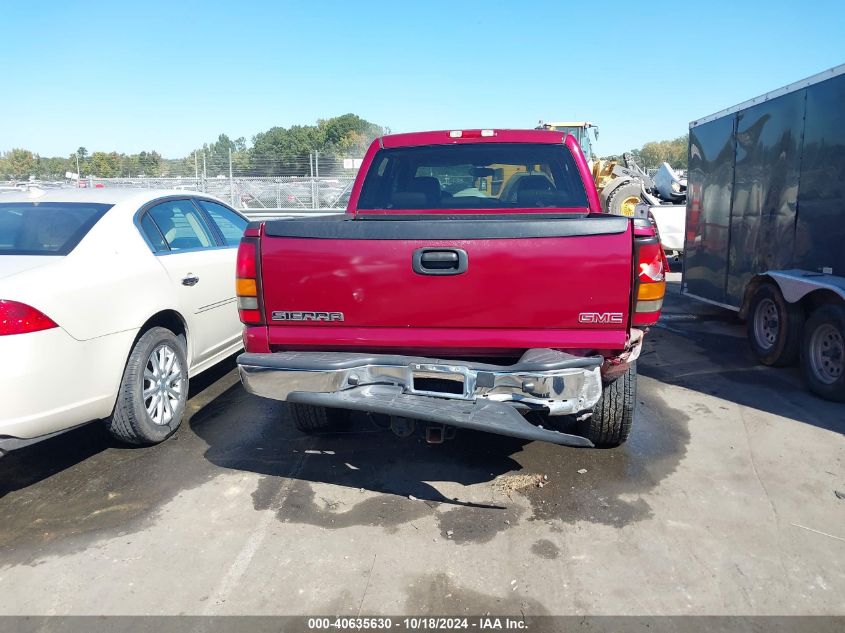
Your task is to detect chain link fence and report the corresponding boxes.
[94,152,360,219]
[1,152,363,219]
[86,175,356,219]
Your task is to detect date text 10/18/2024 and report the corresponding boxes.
[307,617,529,630]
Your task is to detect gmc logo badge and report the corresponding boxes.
[271,311,344,322]
[578,312,624,324]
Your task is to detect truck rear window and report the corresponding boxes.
[0,202,111,255]
[357,143,589,210]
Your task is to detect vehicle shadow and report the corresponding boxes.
[190,387,523,509]
[641,280,844,433]
[0,354,239,499]
[190,367,692,534]
[0,423,114,499]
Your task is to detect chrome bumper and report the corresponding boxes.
[237,349,603,415]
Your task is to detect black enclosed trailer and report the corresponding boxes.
[682,64,845,400]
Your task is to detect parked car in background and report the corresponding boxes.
[0,189,248,454]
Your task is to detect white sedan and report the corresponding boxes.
[0,189,248,452]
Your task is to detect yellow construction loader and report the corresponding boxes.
[537,121,653,217]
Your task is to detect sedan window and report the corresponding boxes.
[196,200,248,247]
[139,213,168,252]
[145,200,216,251]
[0,202,111,255]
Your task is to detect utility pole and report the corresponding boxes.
[315,151,320,210]
[229,148,235,206]
[75,152,81,188]
[309,153,316,210]
[194,151,199,182]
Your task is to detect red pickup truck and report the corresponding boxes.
[235,129,665,448]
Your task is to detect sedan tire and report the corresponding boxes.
[107,327,189,445]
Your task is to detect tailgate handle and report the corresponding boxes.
[413,248,468,276]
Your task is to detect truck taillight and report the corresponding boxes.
[0,300,58,336]
[236,237,264,325]
[633,235,666,327]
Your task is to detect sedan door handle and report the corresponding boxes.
[182,274,200,286]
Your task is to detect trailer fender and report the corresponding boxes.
[741,270,845,318]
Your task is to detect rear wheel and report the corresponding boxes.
[747,284,802,366]
[800,304,845,402]
[578,362,636,447]
[289,403,350,433]
[107,327,188,445]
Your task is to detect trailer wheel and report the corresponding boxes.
[605,182,643,217]
[800,304,845,402]
[747,284,802,367]
[578,362,636,447]
[288,403,350,433]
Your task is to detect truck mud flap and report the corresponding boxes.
[287,384,595,448]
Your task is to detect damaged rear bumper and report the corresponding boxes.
[237,349,604,447]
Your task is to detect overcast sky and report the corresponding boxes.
[1,0,843,158]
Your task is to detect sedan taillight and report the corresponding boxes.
[0,300,58,336]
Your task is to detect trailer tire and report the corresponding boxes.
[605,182,643,217]
[747,284,802,367]
[800,304,845,402]
[579,362,636,447]
[289,403,350,433]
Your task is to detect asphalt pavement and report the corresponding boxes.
[1,276,843,616]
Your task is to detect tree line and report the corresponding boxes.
[0,113,385,180]
[1,118,688,181]
[604,134,689,170]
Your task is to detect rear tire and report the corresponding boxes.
[747,283,802,367]
[289,403,350,433]
[578,362,636,447]
[107,327,188,445]
[800,304,845,402]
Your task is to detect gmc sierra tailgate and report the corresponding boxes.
[259,214,633,354]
